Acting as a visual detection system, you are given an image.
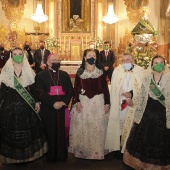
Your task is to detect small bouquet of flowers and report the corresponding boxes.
[133,50,152,69]
[94,37,103,49]
[45,36,59,52]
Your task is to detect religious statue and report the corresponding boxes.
[69,15,85,31]
[129,7,158,69]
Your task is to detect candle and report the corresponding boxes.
[69,37,71,51]
[90,37,91,41]
[169,49,170,64]
[82,37,83,51]
[86,36,87,49]
[60,36,61,48]
[63,36,65,51]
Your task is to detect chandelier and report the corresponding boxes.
[31,2,48,23]
[103,3,119,24]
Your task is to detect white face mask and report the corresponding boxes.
[89,44,95,49]
[122,63,132,71]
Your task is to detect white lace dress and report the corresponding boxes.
[69,67,110,159]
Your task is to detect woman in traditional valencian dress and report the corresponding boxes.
[69,49,110,160]
[0,47,47,164]
[123,55,170,170]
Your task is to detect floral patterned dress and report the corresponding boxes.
[69,67,110,159]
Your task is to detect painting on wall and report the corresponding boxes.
[124,0,149,23]
[1,0,27,24]
[62,0,91,32]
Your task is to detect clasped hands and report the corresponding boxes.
[35,102,40,113]
[121,92,133,106]
[104,66,109,71]
[53,101,66,110]
[40,64,46,70]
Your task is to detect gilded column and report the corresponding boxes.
[49,0,55,36]
[97,0,103,40]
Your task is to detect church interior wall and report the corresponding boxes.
[0,0,169,62]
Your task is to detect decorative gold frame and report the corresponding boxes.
[62,0,91,32]
[124,0,149,23]
[1,0,27,23]
[0,22,28,49]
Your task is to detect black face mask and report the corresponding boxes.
[86,57,95,65]
[0,47,4,51]
[52,63,60,71]
[40,46,45,50]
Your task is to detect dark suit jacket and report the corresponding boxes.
[34,48,51,73]
[99,50,115,70]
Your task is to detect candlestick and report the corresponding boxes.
[69,37,71,51]
[60,36,61,49]
[86,36,87,49]
[63,36,65,51]
[82,37,83,51]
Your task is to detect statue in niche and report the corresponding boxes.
[69,15,85,31]
[62,0,90,32]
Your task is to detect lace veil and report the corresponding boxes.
[134,60,170,128]
[0,49,35,89]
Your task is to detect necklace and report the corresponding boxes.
[153,73,163,87]
[48,69,60,95]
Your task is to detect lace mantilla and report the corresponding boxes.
[0,55,35,89]
[134,64,170,129]
[80,67,103,79]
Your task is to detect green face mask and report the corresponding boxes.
[153,63,165,72]
[13,55,23,64]
[105,46,109,50]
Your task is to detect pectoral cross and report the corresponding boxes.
[55,87,60,95]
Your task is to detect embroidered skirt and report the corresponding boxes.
[124,97,170,170]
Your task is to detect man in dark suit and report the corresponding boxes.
[99,41,115,82]
[34,40,51,73]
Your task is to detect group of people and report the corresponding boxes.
[0,41,170,170]
[0,40,51,74]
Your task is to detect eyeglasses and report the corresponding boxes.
[121,59,132,63]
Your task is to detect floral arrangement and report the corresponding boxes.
[131,41,158,69]
[45,36,59,52]
[94,37,103,49]
[133,50,153,69]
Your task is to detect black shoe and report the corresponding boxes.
[122,162,135,170]
[114,151,123,159]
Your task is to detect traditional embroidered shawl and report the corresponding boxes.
[134,64,170,129]
[80,67,103,79]
[0,53,35,88]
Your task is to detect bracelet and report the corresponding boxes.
[105,104,110,108]
[75,102,80,105]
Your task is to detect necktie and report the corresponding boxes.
[105,50,108,60]
[41,50,44,64]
